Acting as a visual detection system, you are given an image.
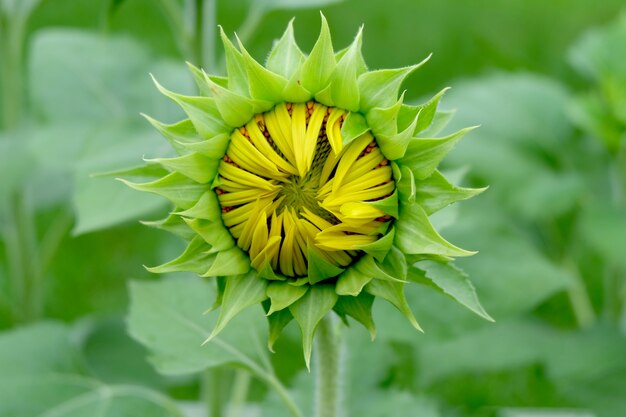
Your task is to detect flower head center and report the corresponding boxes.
[216,101,395,281]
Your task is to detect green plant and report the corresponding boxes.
[126,14,491,417]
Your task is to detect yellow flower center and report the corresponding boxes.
[216,101,395,279]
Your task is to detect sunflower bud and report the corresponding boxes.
[126,15,483,367]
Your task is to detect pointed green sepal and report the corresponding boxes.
[266,308,294,352]
[183,218,235,251]
[340,112,369,148]
[334,293,376,340]
[118,172,207,209]
[413,87,451,135]
[357,55,430,111]
[336,265,373,296]
[141,116,199,154]
[267,281,309,315]
[415,170,487,214]
[256,258,287,281]
[237,36,289,103]
[177,133,230,159]
[281,69,314,102]
[363,189,399,218]
[396,165,416,204]
[334,43,367,76]
[419,110,456,137]
[175,191,222,222]
[266,19,305,79]
[397,87,450,135]
[301,13,336,95]
[307,245,345,285]
[366,92,405,137]
[365,279,422,332]
[145,153,218,184]
[377,109,419,160]
[317,26,362,111]
[289,284,338,369]
[401,126,477,180]
[355,227,395,262]
[95,163,169,179]
[150,76,230,138]
[141,213,195,240]
[396,202,475,257]
[414,260,494,322]
[205,271,268,342]
[146,236,215,274]
[355,253,406,283]
[218,26,249,95]
[202,72,269,127]
[208,277,227,312]
[202,246,251,277]
[186,62,213,96]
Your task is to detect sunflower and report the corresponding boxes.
[125,15,485,367]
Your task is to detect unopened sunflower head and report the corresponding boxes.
[126,15,486,367]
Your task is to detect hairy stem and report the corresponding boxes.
[314,315,343,417]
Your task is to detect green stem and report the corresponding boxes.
[202,368,223,417]
[216,4,264,72]
[0,6,24,130]
[227,370,251,417]
[201,0,217,72]
[314,316,343,417]
[565,261,596,328]
[158,0,193,61]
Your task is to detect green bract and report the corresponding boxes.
[125,15,489,367]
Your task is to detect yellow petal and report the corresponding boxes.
[249,210,269,260]
[331,133,373,193]
[246,117,298,175]
[326,108,346,155]
[219,162,277,191]
[291,103,308,177]
[265,103,297,167]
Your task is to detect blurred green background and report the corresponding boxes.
[1,0,626,416]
